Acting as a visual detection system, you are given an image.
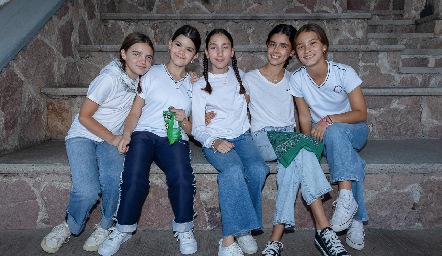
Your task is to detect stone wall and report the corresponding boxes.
[0,0,441,155]
[0,0,103,155]
[1,171,441,230]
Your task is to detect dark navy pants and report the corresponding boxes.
[116,131,196,232]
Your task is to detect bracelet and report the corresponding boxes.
[211,139,218,152]
[321,116,333,127]
[326,115,334,126]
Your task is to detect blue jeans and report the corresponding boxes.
[322,122,369,222]
[116,131,196,233]
[65,137,124,235]
[252,127,332,227]
[203,132,269,237]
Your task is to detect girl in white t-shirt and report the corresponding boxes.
[289,23,369,251]
[192,28,269,256]
[41,33,154,254]
[98,25,201,256]
[244,24,349,256]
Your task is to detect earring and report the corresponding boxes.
[191,60,194,64]
[323,50,326,54]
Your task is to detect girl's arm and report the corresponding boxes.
[78,98,120,146]
[170,108,192,135]
[328,86,367,124]
[294,97,313,135]
[117,95,144,153]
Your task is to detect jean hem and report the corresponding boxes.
[330,176,358,184]
[172,220,194,232]
[116,223,137,233]
[304,187,333,205]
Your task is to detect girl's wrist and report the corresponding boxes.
[211,139,218,152]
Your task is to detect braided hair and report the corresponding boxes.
[202,29,245,95]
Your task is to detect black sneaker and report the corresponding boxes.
[262,241,283,256]
[315,227,351,256]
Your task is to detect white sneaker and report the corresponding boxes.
[218,239,244,256]
[83,224,110,251]
[330,189,358,232]
[346,219,365,250]
[41,221,71,253]
[98,227,132,256]
[236,234,258,254]
[174,230,197,254]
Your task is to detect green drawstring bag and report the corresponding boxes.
[163,109,182,144]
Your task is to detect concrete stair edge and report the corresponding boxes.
[1,139,441,175]
[100,12,372,20]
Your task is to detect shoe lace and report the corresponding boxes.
[226,242,243,254]
[107,227,126,241]
[50,224,70,243]
[262,241,282,255]
[238,235,255,247]
[90,225,107,241]
[332,195,352,217]
[323,229,347,254]
[174,231,194,242]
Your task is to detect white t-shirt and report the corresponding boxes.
[288,60,362,123]
[243,69,295,133]
[135,64,192,141]
[66,60,138,142]
[192,67,249,148]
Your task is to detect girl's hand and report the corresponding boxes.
[109,135,122,147]
[213,139,234,154]
[169,107,186,122]
[118,136,131,154]
[189,71,200,84]
[205,111,216,125]
[311,118,328,141]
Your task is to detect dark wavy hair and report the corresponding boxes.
[266,24,297,68]
[171,25,202,53]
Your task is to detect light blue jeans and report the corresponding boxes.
[322,122,369,222]
[252,126,332,227]
[203,132,269,237]
[65,137,124,235]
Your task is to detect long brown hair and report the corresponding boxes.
[119,32,154,93]
[202,29,245,95]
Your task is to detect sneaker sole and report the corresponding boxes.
[314,239,329,256]
[83,244,100,252]
[180,244,198,255]
[346,236,364,250]
[330,205,358,232]
[41,238,61,254]
[97,234,132,256]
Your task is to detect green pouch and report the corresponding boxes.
[163,110,182,144]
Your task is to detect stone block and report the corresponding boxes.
[402,57,430,67]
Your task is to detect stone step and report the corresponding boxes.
[367,19,416,33]
[367,33,441,48]
[399,67,442,74]
[100,12,372,20]
[98,16,371,45]
[0,139,441,230]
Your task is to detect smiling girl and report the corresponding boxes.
[289,23,369,252]
[192,28,269,256]
[98,25,201,256]
[41,32,154,254]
